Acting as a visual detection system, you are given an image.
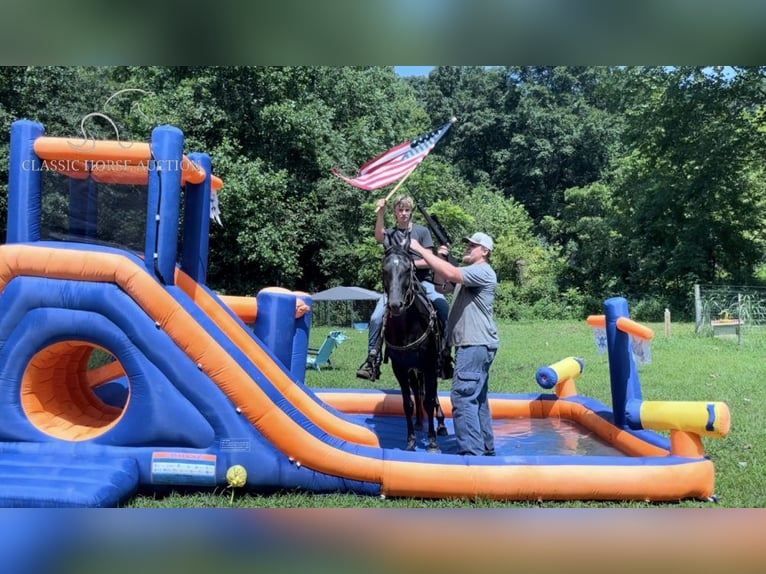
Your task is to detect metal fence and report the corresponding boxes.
[694,284,766,342]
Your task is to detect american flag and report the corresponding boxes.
[333,120,454,191]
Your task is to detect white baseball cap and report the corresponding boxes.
[463,232,494,252]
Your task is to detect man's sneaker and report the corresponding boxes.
[356,361,380,381]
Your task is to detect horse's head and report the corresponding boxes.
[382,232,415,317]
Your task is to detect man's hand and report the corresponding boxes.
[412,238,460,287]
[437,244,451,259]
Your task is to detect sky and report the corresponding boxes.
[395,66,435,77]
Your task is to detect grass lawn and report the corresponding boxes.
[128,319,765,508]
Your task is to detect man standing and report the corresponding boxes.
[409,232,498,456]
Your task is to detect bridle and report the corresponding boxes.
[386,246,418,308]
[383,245,438,352]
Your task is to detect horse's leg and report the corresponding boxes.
[435,395,448,436]
[433,337,448,436]
[410,370,425,431]
[423,369,441,453]
[430,348,448,436]
[393,364,416,451]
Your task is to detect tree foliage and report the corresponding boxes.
[1,66,764,320]
[608,66,766,313]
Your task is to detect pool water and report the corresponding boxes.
[367,414,627,456]
[490,417,626,457]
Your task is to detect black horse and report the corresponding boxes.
[381,234,447,452]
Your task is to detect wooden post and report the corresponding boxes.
[694,284,703,332]
[664,307,671,338]
[737,293,743,346]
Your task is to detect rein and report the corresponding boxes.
[385,305,436,351]
[384,258,438,352]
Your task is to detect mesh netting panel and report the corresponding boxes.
[41,171,148,254]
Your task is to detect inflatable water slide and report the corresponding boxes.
[1,120,394,506]
[0,120,730,507]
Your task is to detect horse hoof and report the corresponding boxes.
[437,426,448,436]
[406,440,416,451]
[426,444,441,454]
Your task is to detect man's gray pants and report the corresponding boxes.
[450,344,497,456]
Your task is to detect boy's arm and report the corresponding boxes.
[374,198,387,243]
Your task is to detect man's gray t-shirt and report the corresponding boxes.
[447,262,498,347]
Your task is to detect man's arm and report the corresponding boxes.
[410,236,434,272]
[410,238,463,285]
[411,224,435,271]
[432,246,455,292]
[413,258,432,272]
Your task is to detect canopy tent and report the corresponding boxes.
[311,286,382,301]
[310,286,382,327]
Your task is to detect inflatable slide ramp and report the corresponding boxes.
[0,454,139,507]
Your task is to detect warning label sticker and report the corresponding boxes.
[151,452,217,486]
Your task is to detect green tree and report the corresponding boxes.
[612,67,766,314]
[498,67,622,226]
[554,182,620,312]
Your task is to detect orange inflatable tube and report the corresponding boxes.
[587,314,654,340]
[0,245,716,501]
[33,138,223,190]
[217,295,258,324]
[0,244,376,449]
